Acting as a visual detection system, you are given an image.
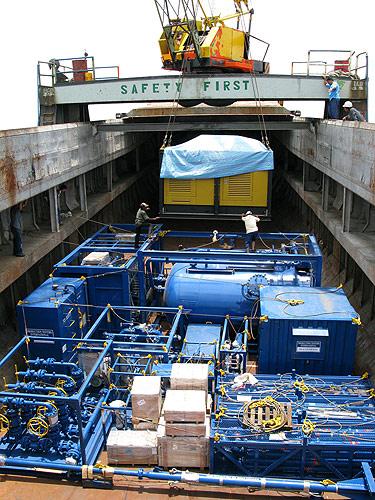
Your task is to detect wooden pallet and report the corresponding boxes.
[245,402,293,431]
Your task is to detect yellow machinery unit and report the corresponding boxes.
[160,135,273,218]
[161,171,271,218]
[154,0,269,74]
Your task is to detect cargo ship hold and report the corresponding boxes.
[0,1,374,498]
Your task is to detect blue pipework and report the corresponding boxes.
[0,457,373,496]
[26,358,84,384]
[0,336,114,467]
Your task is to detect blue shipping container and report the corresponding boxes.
[17,277,88,359]
[258,286,359,374]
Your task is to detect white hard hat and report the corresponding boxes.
[343,101,353,108]
[245,210,253,215]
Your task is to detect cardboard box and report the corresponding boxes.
[107,429,157,465]
[131,376,161,423]
[163,390,206,423]
[81,251,110,266]
[170,363,209,393]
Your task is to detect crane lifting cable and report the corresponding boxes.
[237,0,270,148]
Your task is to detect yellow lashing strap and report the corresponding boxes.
[302,419,315,436]
[287,299,304,306]
[213,432,222,442]
[294,380,309,393]
[321,479,336,486]
[215,407,226,420]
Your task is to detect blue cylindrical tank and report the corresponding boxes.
[164,263,312,322]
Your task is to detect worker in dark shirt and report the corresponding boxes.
[49,59,69,84]
[134,202,160,248]
[10,202,26,257]
[342,101,365,122]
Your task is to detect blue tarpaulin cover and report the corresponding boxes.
[160,135,274,179]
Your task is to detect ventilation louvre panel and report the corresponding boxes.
[226,174,252,197]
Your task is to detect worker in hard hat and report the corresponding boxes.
[134,202,160,248]
[342,101,365,122]
[241,210,260,253]
[323,76,340,119]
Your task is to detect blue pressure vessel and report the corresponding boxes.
[164,263,312,322]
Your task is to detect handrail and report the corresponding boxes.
[291,50,368,78]
[37,56,120,86]
[249,34,270,62]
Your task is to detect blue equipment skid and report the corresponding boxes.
[17,277,88,359]
[258,286,360,374]
[211,373,375,480]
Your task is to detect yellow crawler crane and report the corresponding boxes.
[154,0,269,73]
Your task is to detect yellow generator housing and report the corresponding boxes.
[200,26,245,61]
[162,171,271,218]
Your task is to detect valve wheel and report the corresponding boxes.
[27,416,49,437]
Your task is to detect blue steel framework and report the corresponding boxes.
[83,305,187,363]
[0,336,115,466]
[54,224,163,315]
[3,226,375,494]
[211,372,375,481]
[137,231,323,305]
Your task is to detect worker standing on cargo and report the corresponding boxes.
[342,101,365,122]
[324,76,341,119]
[241,210,260,253]
[134,203,160,248]
[10,202,26,257]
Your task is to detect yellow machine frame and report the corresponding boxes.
[162,171,270,216]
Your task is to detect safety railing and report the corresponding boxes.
[37,55,120,87]
[291,50,368,79]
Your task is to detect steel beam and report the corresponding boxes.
[342,187,353,232]
[48,186,59,232]
[78,174,88,212]
[322,174,330,211]
[53,74,366,105]
[97,120,310,133]
[135,147,141,172]
[106,162,113,192]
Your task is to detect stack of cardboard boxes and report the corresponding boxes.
[157,364,210,468]
[106,366,211,468]
[107,376,162,465]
